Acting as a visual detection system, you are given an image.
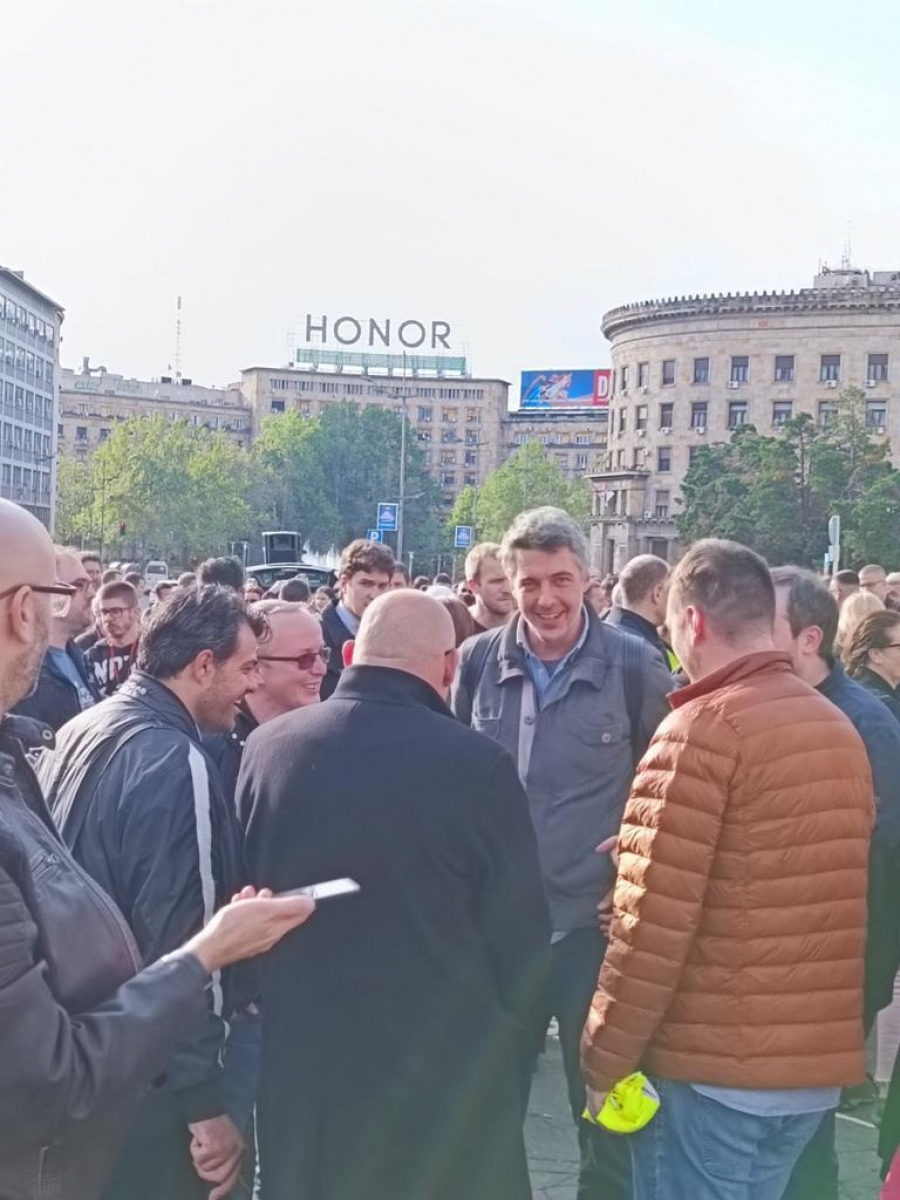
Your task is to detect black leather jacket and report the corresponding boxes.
[0,714,209,1200]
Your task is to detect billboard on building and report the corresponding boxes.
[519,369,611,409]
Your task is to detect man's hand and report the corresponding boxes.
[596,836,619,936]
[188,1114,244,1200]
[585,1086,608,1121]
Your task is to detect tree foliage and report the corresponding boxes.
[676,388,900,567]
[446,441,592,544]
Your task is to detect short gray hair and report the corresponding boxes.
[500,507,588,575]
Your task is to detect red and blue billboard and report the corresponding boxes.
[520,369,611,409]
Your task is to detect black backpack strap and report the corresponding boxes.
[620,633,645,764]
[54,721,159,852]
[462,627,505,708]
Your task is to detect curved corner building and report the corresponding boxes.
[592,266,900,571]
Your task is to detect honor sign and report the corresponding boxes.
[301,314,453,351]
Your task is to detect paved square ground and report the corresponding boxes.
[525,1039,883,1200]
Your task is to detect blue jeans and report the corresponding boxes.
[630,1080,826,1200]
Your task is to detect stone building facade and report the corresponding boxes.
[501,408,608,480]
[239,364,509,513]
[592,266,900,571]
[58,364,250,460]
[0,267,63,529]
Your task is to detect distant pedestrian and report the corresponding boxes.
[605,555,671,665]
[464,542,513,634]
[390,563,411,589]
[198,556,245,595]
[830,568,860,608]
[320,539,394,699]
[845,611,900,724]
[84,581,143,697]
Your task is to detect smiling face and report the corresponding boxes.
[254,608,328,720]
[508,547,588,659]
[195,622,260,732]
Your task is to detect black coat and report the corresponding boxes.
[319,602,354,700]
[0,715,208,1200]
[240,666,550,1200]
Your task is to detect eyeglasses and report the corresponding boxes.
[881,643,900,651]
[99,606,137,619]
[258,647,331,670]
[0,581,77,618]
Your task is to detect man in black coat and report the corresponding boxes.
[320,538,395,699]
[240,589,550,1200]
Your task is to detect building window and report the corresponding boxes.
[661,360,676,387]
[866,401,888,431]
[75,426,88,440]
[442,408,458,423]
[575,433,590,445]
[688,445,702,466]
[730,356,749,384]
[270,400,285,413]
[417,430,432,443]
[774,355,795,383]
[772,401,794,426]
[638,362,649,388]
[728,402,748,429]
[818,401,837,429]
[441,428,457,444]
[99,428,110,441]
[659,402,674,429]
[635,404,648,431]
[417,406,432,422]
[690,402,708,429]
[575,452,588,469]
[464,450,477,466]
[440,450,457,465]
[620,365,629,392]
[464,472,477,486]
[658,446,672,472]
[441,471,456,487]
[465,429,478,445]
[820,354,841,383]
[693,357,710,385]
[466,407,479,423]
[514,432,529,445]
[655,490,670,519]
[868,354,889,383]
[616,448,626,467]
[618,407,627,434]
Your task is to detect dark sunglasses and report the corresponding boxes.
[258,647,331,670]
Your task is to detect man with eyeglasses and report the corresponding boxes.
[13,545,100,731]
[207,601,329,818]
[84,580,143,697]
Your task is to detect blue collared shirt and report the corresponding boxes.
[518,607,591,708]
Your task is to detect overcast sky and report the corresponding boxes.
[3,0,898,393]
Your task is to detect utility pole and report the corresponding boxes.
[397,389,408,561]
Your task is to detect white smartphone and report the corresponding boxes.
[281,877,361,902]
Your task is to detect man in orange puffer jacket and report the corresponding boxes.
[581,538,874,1200]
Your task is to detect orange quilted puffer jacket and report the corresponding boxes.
[581,651,874,1095]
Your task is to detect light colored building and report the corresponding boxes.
[0,267,63,528]
[502,408,608,480]
[591,265,900,571]
[58,361,251,461]
[239,356,509,511]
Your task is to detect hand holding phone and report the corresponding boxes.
[281,878,361,902]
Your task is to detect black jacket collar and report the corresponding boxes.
[333,664,451,717]
[116,671,203,741]
[858,666,899,701]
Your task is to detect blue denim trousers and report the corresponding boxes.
[629,1079,826,1200]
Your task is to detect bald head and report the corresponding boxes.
[0,499,58,711]
[355,590,457,696]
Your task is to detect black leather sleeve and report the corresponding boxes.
[0,863,209,1148]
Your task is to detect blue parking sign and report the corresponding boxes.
[366,529,383,542]
[377,502,398,532]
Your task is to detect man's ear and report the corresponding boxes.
[442,648,459,691]
[342,639,355,668]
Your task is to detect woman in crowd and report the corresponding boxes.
[844,610,900,724]
[836,590,884,659]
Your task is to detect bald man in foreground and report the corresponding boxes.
[240,590,549,1200]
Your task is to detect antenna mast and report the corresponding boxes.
[174,295,183,382]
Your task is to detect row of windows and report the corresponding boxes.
[2,383,53,422]
[617,353,891,392]
[605,489,671,519]
[1,425,52,455]
[0,341,55,387]
[416,429,481,446]
[0,464,52,491]
[0,296,56,345]
[615,397,889,435]
[415,405,481,424]
[270,378,486,401]
[440,471,479,488]
[435,450,481,466]
[511,431,598,446]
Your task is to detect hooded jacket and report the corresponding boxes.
[582,652,874,1094]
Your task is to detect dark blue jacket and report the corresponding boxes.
[605,605,670,667]
[12,640,101,732]
[819,661,900,1023]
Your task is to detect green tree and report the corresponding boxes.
[250,411,342,551]
[87,416,253,564]
[448,441,591,544]
[55,457,97,547]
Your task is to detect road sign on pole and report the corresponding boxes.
[366,529,383,542]
[454,525,473,550]
[376,502,398,532]
[827,513,841,577]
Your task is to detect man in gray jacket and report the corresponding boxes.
[453,507,670,1200]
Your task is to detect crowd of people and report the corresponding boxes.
[2,493,900,1200]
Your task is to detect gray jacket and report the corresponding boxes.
[453,610,671,931]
